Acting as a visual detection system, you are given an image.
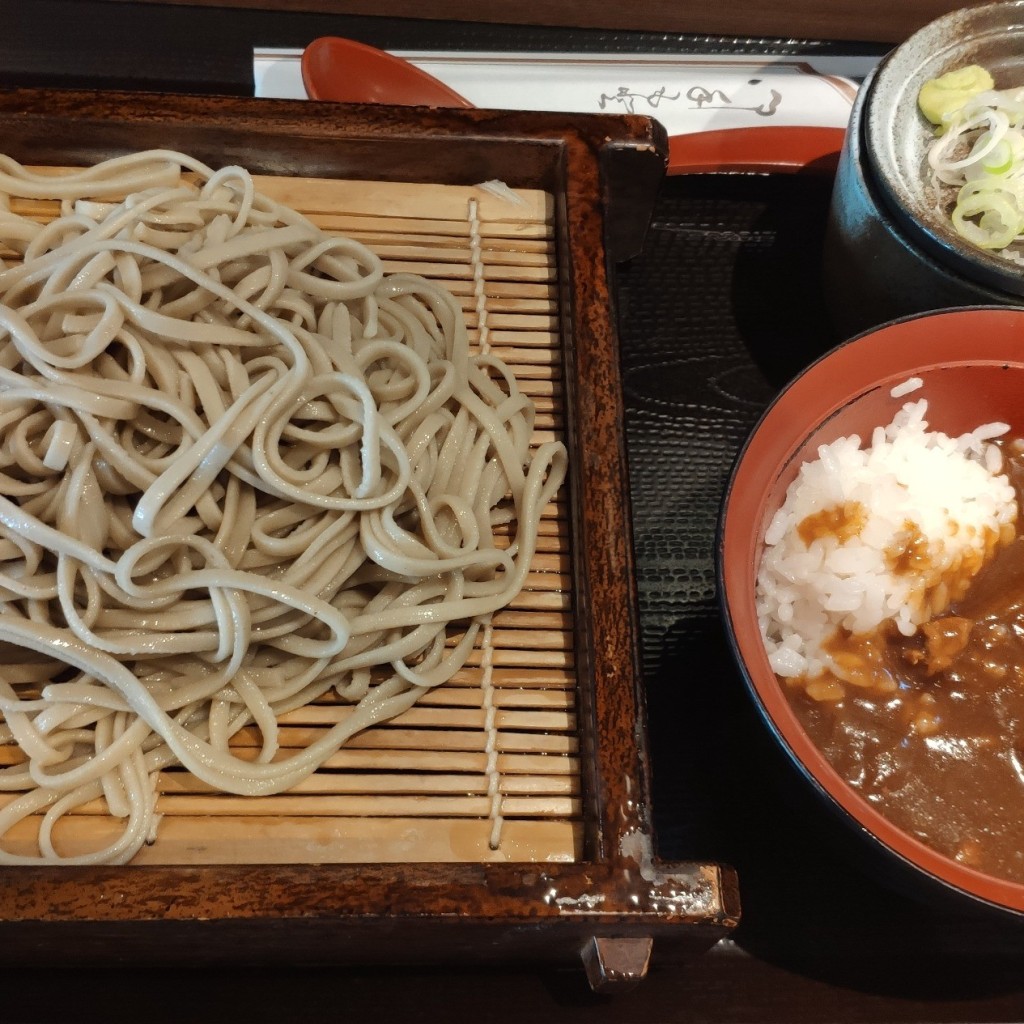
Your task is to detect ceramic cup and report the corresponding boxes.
[823,2,1024,339]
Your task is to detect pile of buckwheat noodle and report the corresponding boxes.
[0,149,567,864]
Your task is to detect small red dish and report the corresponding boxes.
[719,306,1024,919]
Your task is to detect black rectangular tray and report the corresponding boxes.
[616,170,1024,1020]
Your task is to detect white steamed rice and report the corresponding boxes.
[757,395,1018,681]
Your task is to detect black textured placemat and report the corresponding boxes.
[616,174,1024,984]
[616,173,838,862]
[0,0,887,95]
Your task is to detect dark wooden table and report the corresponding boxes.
[1,3,1023,1021]
[85,0,1001,44]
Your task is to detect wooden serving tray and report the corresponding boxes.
[0,90,738,988]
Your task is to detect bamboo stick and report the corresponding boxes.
[355,241,555,264]
[521,572,571,592]
[178,743,573,777]
[381,259,555,282]
[0,791,581,819]
[157,770,577,798]
[489,609,573,630]
[513,380,560,398]
[496,514,567,537]
[504,591,572,612]
[462,309,560,326]
[497,532,567,554]
[143,793,582,818]
[414,687,573,710]
[445,666,574,688]
[461,648,574,670]
[0,816,581,865]
[488,531,567,554]
[250,175,553,224]
[424,288,559,311]
[307,679,575,707]
[310,215,554,240]
[275,704,575,732]
[229,726,578,755]
[476,317,560,334]
[0,744,581,776]
[372,230,552,249]
[446,280,557,300]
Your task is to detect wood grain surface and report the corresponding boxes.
[98,0,987,43]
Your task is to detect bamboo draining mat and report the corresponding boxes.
[1,173,582,865]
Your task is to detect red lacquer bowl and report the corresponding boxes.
[719,306,1024,918]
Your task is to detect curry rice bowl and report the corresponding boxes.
[756,394,1018,684]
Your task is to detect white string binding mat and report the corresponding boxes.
[0,150,567,864]
[467,196,504,851]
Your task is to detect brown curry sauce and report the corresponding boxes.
[786,446,1024,884]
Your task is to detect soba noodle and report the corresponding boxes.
[0,150,567,864]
